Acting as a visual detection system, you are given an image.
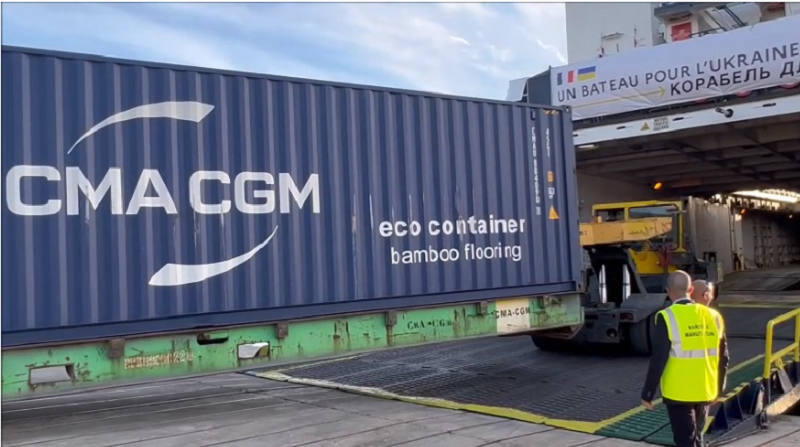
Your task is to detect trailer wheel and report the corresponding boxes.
[530,336,569,352]
[628,316,652,356]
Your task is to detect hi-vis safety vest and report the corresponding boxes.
[658,303,724,402]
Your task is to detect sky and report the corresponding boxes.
[1,2,567,100]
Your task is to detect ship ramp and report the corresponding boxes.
[3,295,797,447]
[251,301,800,446]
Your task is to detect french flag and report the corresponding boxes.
[556,70,575,86]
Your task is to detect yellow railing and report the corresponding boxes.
[763,307,800,379]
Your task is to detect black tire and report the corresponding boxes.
[530,336,570,352]
[628,315,652,356]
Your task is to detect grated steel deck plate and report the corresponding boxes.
[721,267,800,292]
[254,306,794,443]
[720,306,796,340]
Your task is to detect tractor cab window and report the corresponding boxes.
[628,204,680,246]
[595,208,625,222]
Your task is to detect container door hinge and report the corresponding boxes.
[107,338,126,359]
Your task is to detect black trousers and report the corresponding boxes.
[665,401,710,447]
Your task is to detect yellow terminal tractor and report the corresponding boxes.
[532,216,687,356]
[590,199,723,298]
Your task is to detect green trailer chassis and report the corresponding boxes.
[2,293,583,400]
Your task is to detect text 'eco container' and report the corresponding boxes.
[1,47,582,347]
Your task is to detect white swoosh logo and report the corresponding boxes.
[67,101,215,154]
[69,100,274,287]
[149,226,279,287]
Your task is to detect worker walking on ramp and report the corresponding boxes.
[640,271,730,447]
[691,279,715,307]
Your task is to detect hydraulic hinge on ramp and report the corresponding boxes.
[705,360,800,446]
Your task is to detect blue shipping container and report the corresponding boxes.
[1,46,583,347]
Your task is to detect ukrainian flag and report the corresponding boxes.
[577,66,597,82]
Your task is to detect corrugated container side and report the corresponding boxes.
[1,47,582,347]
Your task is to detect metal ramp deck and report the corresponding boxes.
[722,267,800,293]
[253,305,800,446]
[702,303,800,446]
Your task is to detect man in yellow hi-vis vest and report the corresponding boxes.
[640,271,730,447]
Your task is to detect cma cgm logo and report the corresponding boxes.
[4,101,320,287]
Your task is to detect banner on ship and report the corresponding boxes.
[550,15,800,120]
